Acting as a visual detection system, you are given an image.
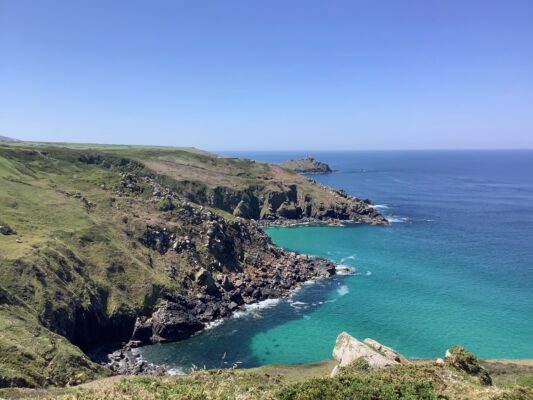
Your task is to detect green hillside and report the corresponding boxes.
[0,143,382,387]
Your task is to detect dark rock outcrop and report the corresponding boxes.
[0,225,15,235]
[164,182,387,226]
[132,296,204,343]
[96,192,339,374]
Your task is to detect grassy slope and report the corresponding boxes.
[0,305,110,388]
[1,144,242,386]
[2,360,532,400]
[0,145,180,386]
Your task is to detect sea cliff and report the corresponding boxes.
[0,143,385,387]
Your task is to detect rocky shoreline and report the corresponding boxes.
[105,252,337,375]
[258,216,377,228]
[97,163,385,376]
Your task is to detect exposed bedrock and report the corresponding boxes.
[167,181,387,225]
[330,332,409,377]
[104,204,337,374]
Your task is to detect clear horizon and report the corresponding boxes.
[1,0,532,150]
[8,137,533,153]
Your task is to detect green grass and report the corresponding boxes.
[3,361,532,400]
[0,144,192,387]
[0,305,111,388]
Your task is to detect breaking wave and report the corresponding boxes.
[386,215,410,223]
[337,285,350,296]
[232,298,281,319]
[340,254,356,263]
[205,319,224,330]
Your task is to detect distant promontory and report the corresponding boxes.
[281,156,334,174]
[0,135,19,142]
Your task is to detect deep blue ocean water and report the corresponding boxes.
[141,151,533,371]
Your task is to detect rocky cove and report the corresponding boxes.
[106,234,338,375]
[78,157,385,376]
[0,146,391,387]
[100,196,344,374]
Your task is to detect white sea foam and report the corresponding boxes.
[337,285,349,296]
[290,301,307,306]
[371,204,389,210]
[340,254,356,263]
[205,319,224,330]
[232,298,281,319]
[167,367,187,376]
[335,264,356,275]
[365,271,372,276]
[231,310,248,319]
[386,215,410,223]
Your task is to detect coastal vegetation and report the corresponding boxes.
[1,142,532,399]
[1,349,532,399]
[0,142,380,387]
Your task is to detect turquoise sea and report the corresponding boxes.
[141,151,533,371]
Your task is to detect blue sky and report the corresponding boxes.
[1,0,532,150]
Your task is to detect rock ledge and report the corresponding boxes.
[331,332,408,376]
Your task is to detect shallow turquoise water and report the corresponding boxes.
[141,151,533,369]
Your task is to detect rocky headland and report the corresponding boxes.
[0,135,19,142]
[280,156,334,174]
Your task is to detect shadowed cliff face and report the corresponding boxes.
[0,144,385,387]
[139,153,387,225]
[173,182,386,224]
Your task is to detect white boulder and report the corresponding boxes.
[331,332,405,376]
